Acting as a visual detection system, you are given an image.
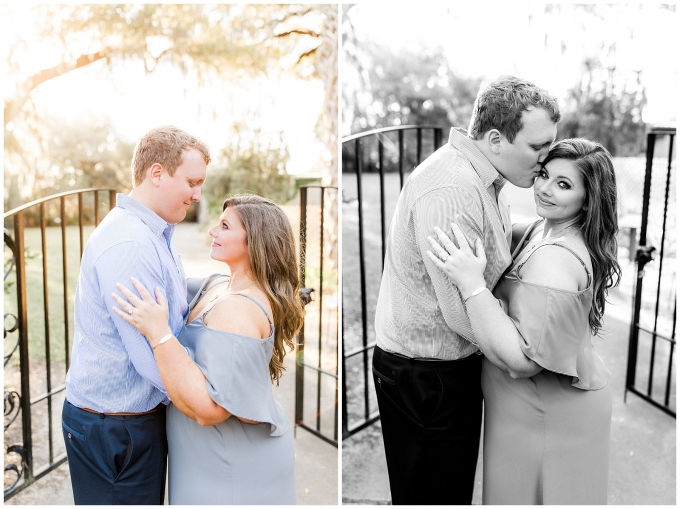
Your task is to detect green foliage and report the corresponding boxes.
[204,126,297,222]
[41,115,134,198]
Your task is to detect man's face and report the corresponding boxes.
[496,107,557,188]
[157,147,207,224]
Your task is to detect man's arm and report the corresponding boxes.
[95,241,169,394]
[413,186,486,343]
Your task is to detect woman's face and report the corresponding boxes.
[208,207,248,265]
[533,158,587,223]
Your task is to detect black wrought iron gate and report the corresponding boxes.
[4,188,116,500]
[295,185,339,447]
[341,126,446,438]
[625,126,676,418]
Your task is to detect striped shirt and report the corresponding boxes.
[374,127,513,360]
[65,194,188,412]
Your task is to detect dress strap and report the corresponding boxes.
[188,274,228,310]
[517,243,592,289]
[511,219,544,259]
[201,292,274,328]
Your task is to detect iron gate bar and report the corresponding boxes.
[39,203,54,464]
[16,210,33,488]
[303,364,338,378]
[294,185,338,448]
[94,190,99,226]
[399,130,405,188]
[647,133,674,396]
[379,137,386,263]
[341,125,446,439]
[30,386,67,405]
[624,128,676,419]
[417,127,422,164]
[316,189,325,431]
[635,325,675,343]
[4,188,116,500]
[625,134,655,392]
[354,139,370,423]
[295,187,307,438]
[667,304,677,407]
[344,342,377,359]
[60,196,69,373]
[78,193,84,260]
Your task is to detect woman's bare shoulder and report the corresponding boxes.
[519,239,590,292]
[205,290,272,339]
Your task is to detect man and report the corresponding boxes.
[372,76,560,505]
[62,126,210,504]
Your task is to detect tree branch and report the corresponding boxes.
[269,6,315,28]
[295,46,318,66]
[275,29,319,38]
[5,49,109,126]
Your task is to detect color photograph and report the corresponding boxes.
[4,4,338,505]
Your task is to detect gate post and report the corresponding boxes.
[295,187,308,432]
[14,211,33,485]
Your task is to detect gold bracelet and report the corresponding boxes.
[463,286,487,304]
[153,333,174,350]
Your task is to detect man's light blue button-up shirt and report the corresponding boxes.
[65,194,188,412]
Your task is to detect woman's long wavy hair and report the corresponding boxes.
[541,139,622,335]
[223,195,305,384]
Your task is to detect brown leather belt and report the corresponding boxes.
[80,406,160,417]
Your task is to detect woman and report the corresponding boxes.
[427,139,621,505]
[112,194,304,505]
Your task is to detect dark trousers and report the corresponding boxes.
[62,400,168,505]
[372,346,483,505]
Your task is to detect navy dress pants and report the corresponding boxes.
[62,400,167,505]
[372,346,483,505]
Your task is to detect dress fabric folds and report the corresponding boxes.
[482,221,612,505]
[167,275,296,505]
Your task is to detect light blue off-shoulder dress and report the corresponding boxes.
[166,274,296,505]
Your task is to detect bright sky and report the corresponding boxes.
[347,3,677,126]
[2,4,327,177]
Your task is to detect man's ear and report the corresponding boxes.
[487,129,502,155]
[148,163,163,187]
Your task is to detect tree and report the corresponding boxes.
[273,4,338,267]
[557,56,647,156]
[343,40,481,134]
[203,123,295,219]
[5,4,338,266]
[5,4,338,195]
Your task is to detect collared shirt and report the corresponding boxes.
[374,127,513,360]
[65,194,188,412]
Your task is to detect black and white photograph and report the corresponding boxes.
[341,3,676,505]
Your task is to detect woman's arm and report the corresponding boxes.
[152,337,232,426]
[427,224,542,378]
[111,278,232,426]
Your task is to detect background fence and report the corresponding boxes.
[295,185,339,446]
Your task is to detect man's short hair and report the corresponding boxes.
[131,126,211,186]
[468,76,561,143]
